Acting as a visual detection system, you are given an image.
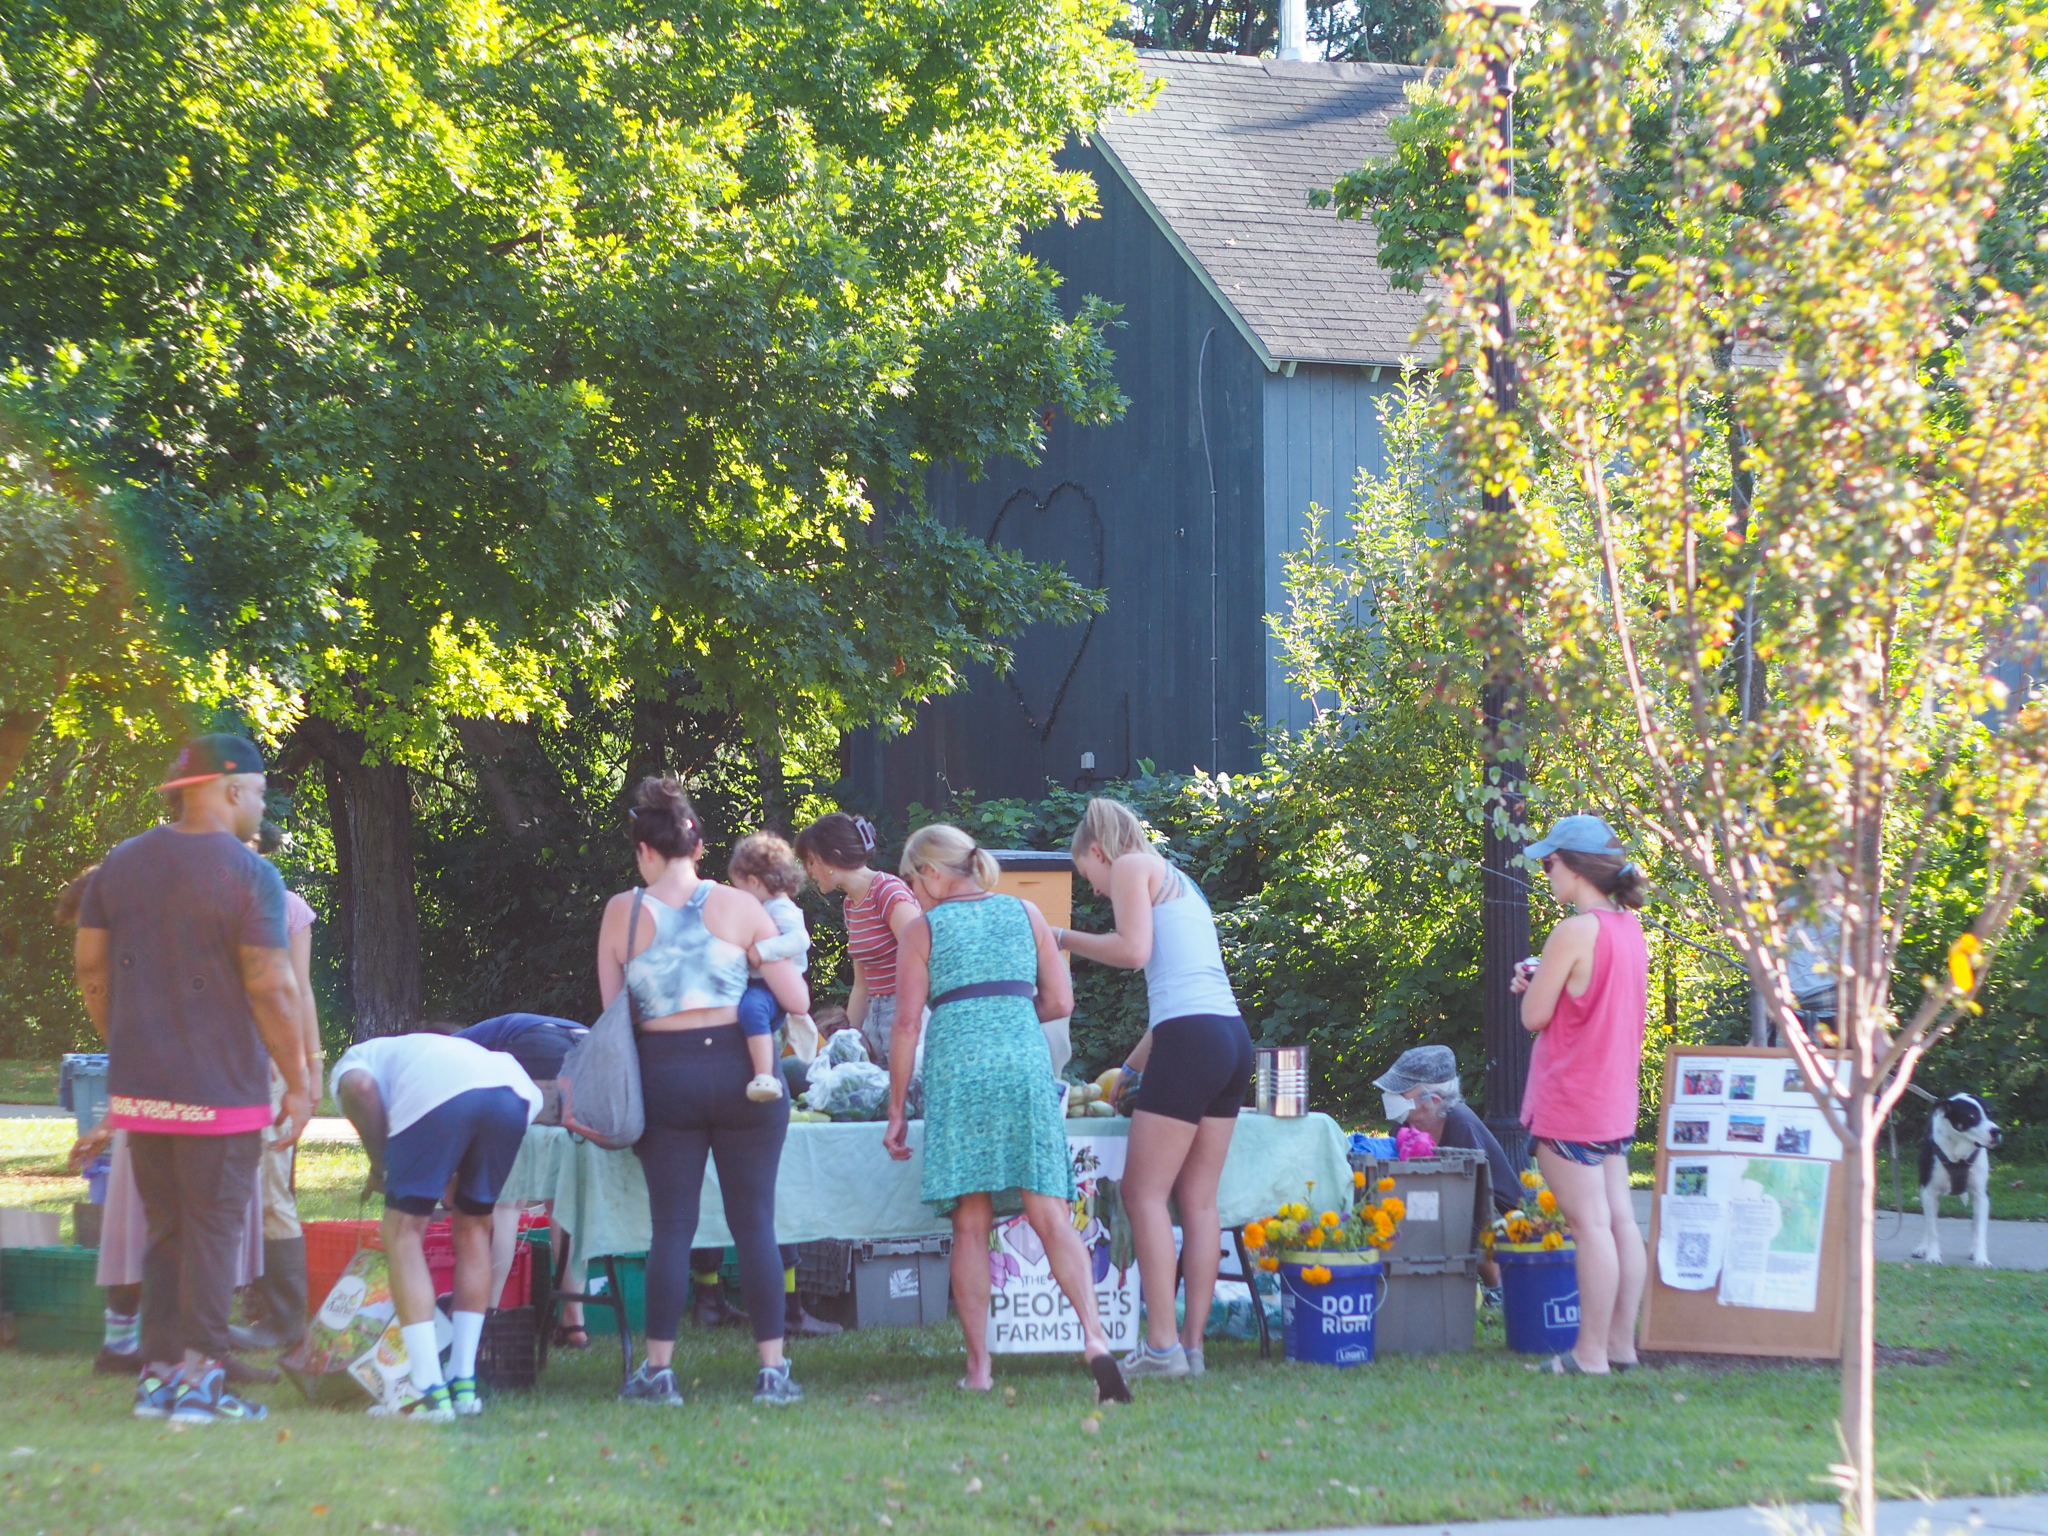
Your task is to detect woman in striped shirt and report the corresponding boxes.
[795,813,922,1066]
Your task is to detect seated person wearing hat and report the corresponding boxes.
[1375,1045,1521,1289]
[332,1033,542,1421]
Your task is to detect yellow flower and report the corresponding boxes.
[1304,1226,1325,1247]
[1302,1264,1332,1285]
[1537,1189,1558,1216]
[1243,1222,1266,1250]
[1949,932,1983,991]
[1377,1176,1395,1192]
[1481,1227,1497,1250]
[1541,1230,1566,1250]
[1320,1210,1341,1229]
[1353,1169,1366,1189]
[1381,1197,1404,1223]
[1520,1170,1542,1189]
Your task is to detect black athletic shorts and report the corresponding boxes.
[1133,1013,1256,1124]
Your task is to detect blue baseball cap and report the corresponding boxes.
[1525,813,1625,862]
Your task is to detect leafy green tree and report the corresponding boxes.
[2,0,1148,1034]
[1426,0,2048,1525]
[1120,0,1439,60]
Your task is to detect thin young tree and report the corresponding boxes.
[1427,0,2048,1528]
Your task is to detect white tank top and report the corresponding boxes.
[1143,868,1240,1027]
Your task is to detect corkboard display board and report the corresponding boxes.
[1638,1046,1847,1360]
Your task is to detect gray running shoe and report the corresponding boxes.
[1121,1341,1190,1380]
[1185,1345,1205,1377]
[753,1362,803,1407]
[619,1363,684,1406]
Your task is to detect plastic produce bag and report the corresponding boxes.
[821,1028,871,1067]
[802,1060,892,1121]
[286,1247,450,1408]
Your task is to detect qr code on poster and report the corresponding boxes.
[1676,1232,1711,1270]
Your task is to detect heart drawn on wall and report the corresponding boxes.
[987,482,1106,743]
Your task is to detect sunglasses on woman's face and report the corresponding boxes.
[1541,854,1560,874]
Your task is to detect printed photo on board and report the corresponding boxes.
[1682,1069,1726,1098]
[1673,1164,1710,1197]
[1775,1124,1813,1156]
[1784,1068,1809,1093]
[1726,1114,1767,1144]
[1730,1073,1757,1101]
[1673,1119,1713,1147]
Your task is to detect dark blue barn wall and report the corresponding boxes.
[844,141,1270,814]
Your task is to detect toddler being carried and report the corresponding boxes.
[727,832,813,1102]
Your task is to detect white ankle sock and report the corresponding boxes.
[450,1311,485,1381]
[400,1322,444,1393]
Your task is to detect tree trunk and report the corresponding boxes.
[1840,1095,1878,1536]
[306,719,421,1039]
[0,707,49,796]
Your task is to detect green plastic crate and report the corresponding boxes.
[3,1247,101,1354]
[580,1255,646,1337]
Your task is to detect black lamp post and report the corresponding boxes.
[1463,0,1536,1170]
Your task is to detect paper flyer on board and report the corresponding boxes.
[1715,1157,1828,1312]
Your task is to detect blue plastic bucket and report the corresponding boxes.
[1279,1256,1385,1367]
[83,1153,111,1205]
[1496,1245,1579,1354]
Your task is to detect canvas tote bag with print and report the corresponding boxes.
[557,892,646,1149]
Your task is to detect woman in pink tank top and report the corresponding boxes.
[1510,814,1650,1377]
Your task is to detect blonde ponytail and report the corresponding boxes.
[901,823,999,891]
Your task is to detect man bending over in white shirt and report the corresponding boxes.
[331,1033,541,1421]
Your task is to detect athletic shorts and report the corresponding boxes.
[1539,1136,1630,1167]
[1133,1013,1255,1124]
[384,1087,531,1216]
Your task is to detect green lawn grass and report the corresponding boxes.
[0,1108,2043,1534]
[0,1059,60,1106]
[0,1267,2040,1534]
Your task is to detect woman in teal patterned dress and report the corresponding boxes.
[883,824,1131,1403]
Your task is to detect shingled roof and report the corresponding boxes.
[1094,50,1431,370]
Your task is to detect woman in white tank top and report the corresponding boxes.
[1055,799,1254,1382]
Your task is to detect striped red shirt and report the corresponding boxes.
[845,872,918,996]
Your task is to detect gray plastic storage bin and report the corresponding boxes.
[1376,1253,1480,1355]
[847,1235,952,1329]
[1370,1149,1489,1264]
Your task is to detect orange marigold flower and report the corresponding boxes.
[1243,1222,1266,1250]
[1259,1255,1280,1272]
[1537,1189,1558,1216]
[1353,1169,1366,1189]
[1381,1197,1405,1222]
[1377,1176,1395,1192]
[1304,1227,1325,1247]
[1320,1210,1341,1229]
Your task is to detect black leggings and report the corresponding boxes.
[636,1028,789,1344]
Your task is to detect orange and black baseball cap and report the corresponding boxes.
[158,733,267,791]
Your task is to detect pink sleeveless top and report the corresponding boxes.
[1520,908,1649,1143]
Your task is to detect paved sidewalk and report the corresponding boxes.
[1245,1493,2048,1536]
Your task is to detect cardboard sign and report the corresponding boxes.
[987,1133,1139,1353]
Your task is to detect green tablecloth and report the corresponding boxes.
[499,1112,1350,1262]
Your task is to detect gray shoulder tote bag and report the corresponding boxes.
[557,891,647,1150]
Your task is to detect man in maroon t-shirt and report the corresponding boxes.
[75,734,311,1423]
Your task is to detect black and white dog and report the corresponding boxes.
[1911,1093,2002,1268]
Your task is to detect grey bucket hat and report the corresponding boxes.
[1525,813,1625,863]
[1374,1045,1459,1095]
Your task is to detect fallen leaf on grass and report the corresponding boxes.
[311,1506,328,1517]
[1671,1392,1687,1403]
[1256,1449,1271,1462]
[877,1516,893,1529]
[1578,1465,1591,1477]
[1080,1417,1100,1436]
[964,1478,983,1495]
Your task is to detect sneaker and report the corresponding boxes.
[367,1384,455,1423]
[746,1074,785,1102]
[752,1362,803,1407]
[619,1363,684,1406]
[133,1365,181,1421]
[446,1376,482,1417]
[169,1365,267,1423]
[1185,1346,1206,1377]
[1121,1341,1190,1381]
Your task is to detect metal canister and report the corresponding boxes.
[1254,1045,1310,1117]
